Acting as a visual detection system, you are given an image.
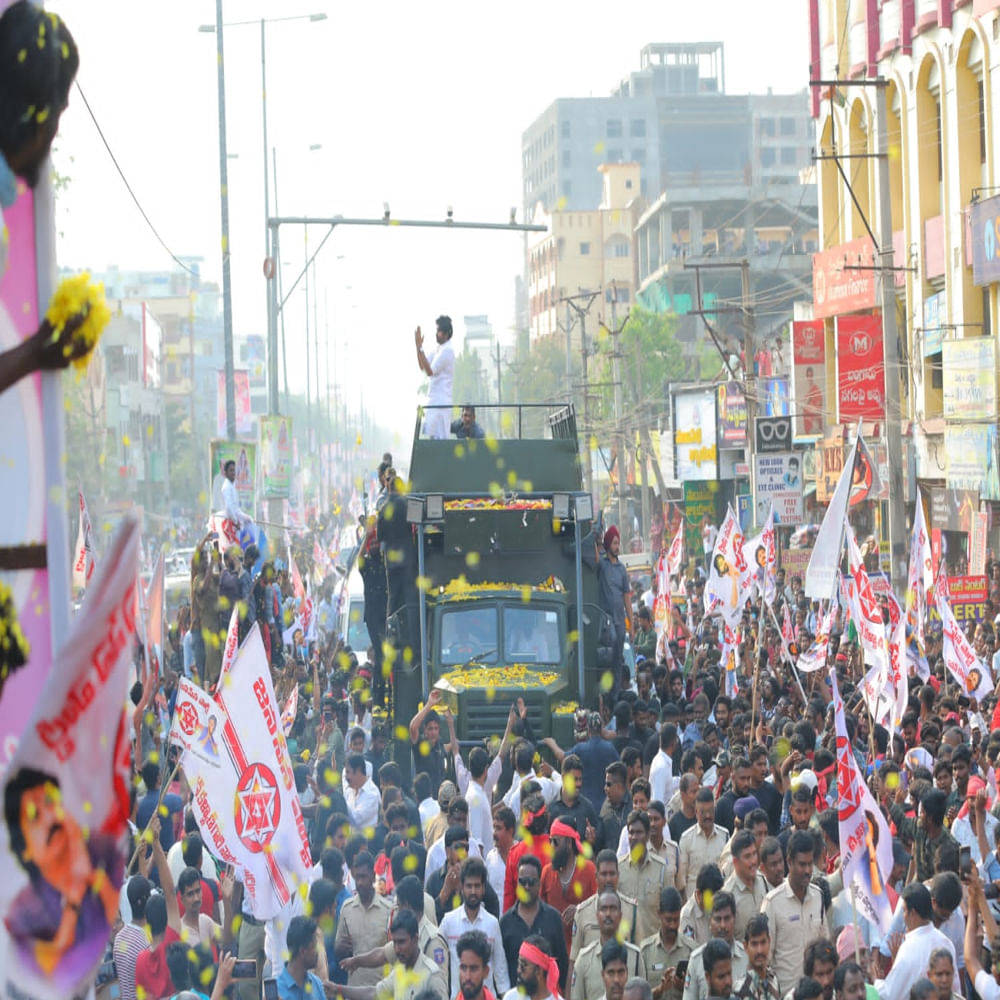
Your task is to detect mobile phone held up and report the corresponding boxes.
[232,958,257,980]
[263,978,279,1000]
[960,844,972,882]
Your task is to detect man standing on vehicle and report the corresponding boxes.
[597,526,630,691]
[415,315,455,440]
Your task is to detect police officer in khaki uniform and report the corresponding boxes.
[721,830,768,942]
[335,852,394,987]
[571,850,639,963]
[682,891,748,1000]
[639,888,692,1000]
[618,810,669,944]
[571,891,646,1000]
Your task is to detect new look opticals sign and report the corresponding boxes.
[971,194,1000,286]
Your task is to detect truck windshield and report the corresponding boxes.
[440,607,499,665]
[503,607,561,663]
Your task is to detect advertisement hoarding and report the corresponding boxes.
[942,338,997,420]
[970,193,1000,286]
[716,382,747,446]
[209,440,257,516]
[812,236,878,320]
[260,415,293,500]
[754,452,804,524]
[836,313,886,421]
[791,320,826,438]
[673,387,718,481]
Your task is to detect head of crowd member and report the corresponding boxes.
[394,874,425,920]
[177,867,203,920]
[902,882,934,932]
[951,745,971,797]
[929,871,962,927]
[457,929,492,1000]
[626,809,650,864]
[681,751,704,783]
[348,727,366,756]
[729,757,752,799]
[647,801,666,845]
[709,891,736,946]
[624,977,653,1000]
[514,741,535,778]
[909,980,938,1000]
[310,877,339,939]
[749,744,771,786]
[286,914,320,975]
[423,709,442,749]
[521,790,548,837]
[786,831,814,897]
[788,785,815,831]
[550,819,581,872]
[795,980,825,1000]
[165,941,199,994]
[461,856,488,914]
[695,864,725,914]
[516,855,542,907]
[656,887,682,946]
[351,850,376,905]
[730,829,759,886]
[320,846,345,888]
[447,796,470,832]
[744,913,770,978]
[600,940,631,1000]
[622,747,643,786]
[445,825,471,868]
[630,778,651,813]
[492,805,516,853]
[435,315,453,343]
[605,762,628,807]
[595,849,620,892]
[517,935,557,1000]
[344,753,368,793]
[669,670,685,702]
[834,962,866,1000]
[597,889,624,941]
[389,909,421,968]
[932,760,953,795]
[702,938,733,1000]
[692,694,710,725]
[926,947,954,1000]
[324,812,351,853]
[919,789,948,836]
[695,787,716,836]
[385,802,410,841]
[560,754,584,803]
[804,939,838,1000]
[413,772,433,806]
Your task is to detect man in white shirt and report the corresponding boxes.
[344,752,380,836]
[650,725,678,806]
[220,459,251,530]
[503,741,562,818]
[415,315,455,440]
[875,883,954,1000]
[439,857,511,998]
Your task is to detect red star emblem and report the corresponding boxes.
[178,701,200,737]
[234,763,281,853]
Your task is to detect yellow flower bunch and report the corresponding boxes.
[552,700,578,716]
[439,665,560,690]
[0,580,30,691]
[441,577,559,597]
[46,272,111,370]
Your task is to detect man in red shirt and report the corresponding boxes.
[135,820,182,1000]
[503,789,553,911]
[540,819,597,956]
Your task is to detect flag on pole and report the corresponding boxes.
[665,520,684,578]
[143,546,165,680]
[0,518,140,1000]
[215,603,241,696]
[830,667,894,933]
[806,434,858,599]
[176,625,313,920]
[798,599,837,673]
[169,676,226,770]
[906,486,933,657]
[652,551,672,635]
[935,579,993,701]
[281,685,299,736]
[705,506,750,626]
[742,504,777,606]
[845,526,892,681]
[72,485,96,592]
[721,622,739,696]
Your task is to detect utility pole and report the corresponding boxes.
[557,290,601,495]
[605,298,630,544]
[875,82,907,589]
[304,227,312,454]
[492,340,503,403]
[741,260,759,517]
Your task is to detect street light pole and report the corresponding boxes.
[214,0,236,439]
[261,18,271,399]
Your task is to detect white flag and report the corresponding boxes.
[936,580,993,702]
[906,487,933,656]
[0,518,140,1000]
[72,486,96,592]
[742,504,777,606]
[705,506,750,626]
[798,600,837,673]
[806,436,858,599]
[831,668,894,934]
[845,526,892,681]
[216,602,241,695]
[665,521,684,578]
[170,676,226,770]
[180,624,312,920]
[143,547,165,679]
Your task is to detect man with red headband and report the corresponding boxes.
[541,819,597,956]
[505,935,564,1000]
[597,525,630,690]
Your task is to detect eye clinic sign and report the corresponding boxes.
[755,416,792,454]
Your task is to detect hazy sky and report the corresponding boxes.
[53,1,808,440]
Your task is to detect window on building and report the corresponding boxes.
[779,117,796,136]
[780,147,797,165]
[979,81,987,165]
[760,147,776,167]
[929,352,943,390]
[557,237,565,261]
[759,118,775,137]
[580,242,591,255]
[607,148,622,162]
[561,119,571,139]
[625,178,633,190]
[632,148,646,164]
[630,119,646,137]
[606,119,623,138]
[562,149,571,167]
[562,179,572,197]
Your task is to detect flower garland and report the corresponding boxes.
[46,272,111,370]
[444,498,552,511]
[439,575,562,598]
[438,665,560,690]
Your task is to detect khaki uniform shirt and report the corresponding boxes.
[722,871,769,941]
[570,891,639,960]
[759,880,827,997]
[336,892,394,986]
[678,896,709,948]
[384,916,449,983]
[571,938,645,1000]
[677,824,728,899]
[618,851,668,943]
[639,932,693,1000]
[375,953,449,1000]
[683,940,748,1000]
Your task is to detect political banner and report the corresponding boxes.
[705,506,750,626]
[830,668,894,934]
[721,622,739,697]
[683,481,717,563]
[742,505,776,606]
[72,486,96,593]
[817,435,845,504]
[791,320,826,438]
[716,382,747,446]
[754,452,803,524]
[806,436,858,600]
[904,487,932,653]
[0,517,139,1000]
[665,521,684,579]
[169,676,225,770]
[798,601,837,673]
[181,625,312,920]
[260,415,293,500]
[845,526,892,690]
[935,578,993,701]
[209,440,256,516]
[942,338,997,420]
[281,685,298,737]
[216,369,252,438]
[836,313,886,421]
[216,603,241,695]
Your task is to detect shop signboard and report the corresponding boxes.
[836,313,886,421]
[754,452,804,524]
[970,193,1000,286]
[673,387,718,481]
[812,235,878,320]
[791,319,826,439]
[942,338,997,420]
[716,381,747,446]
